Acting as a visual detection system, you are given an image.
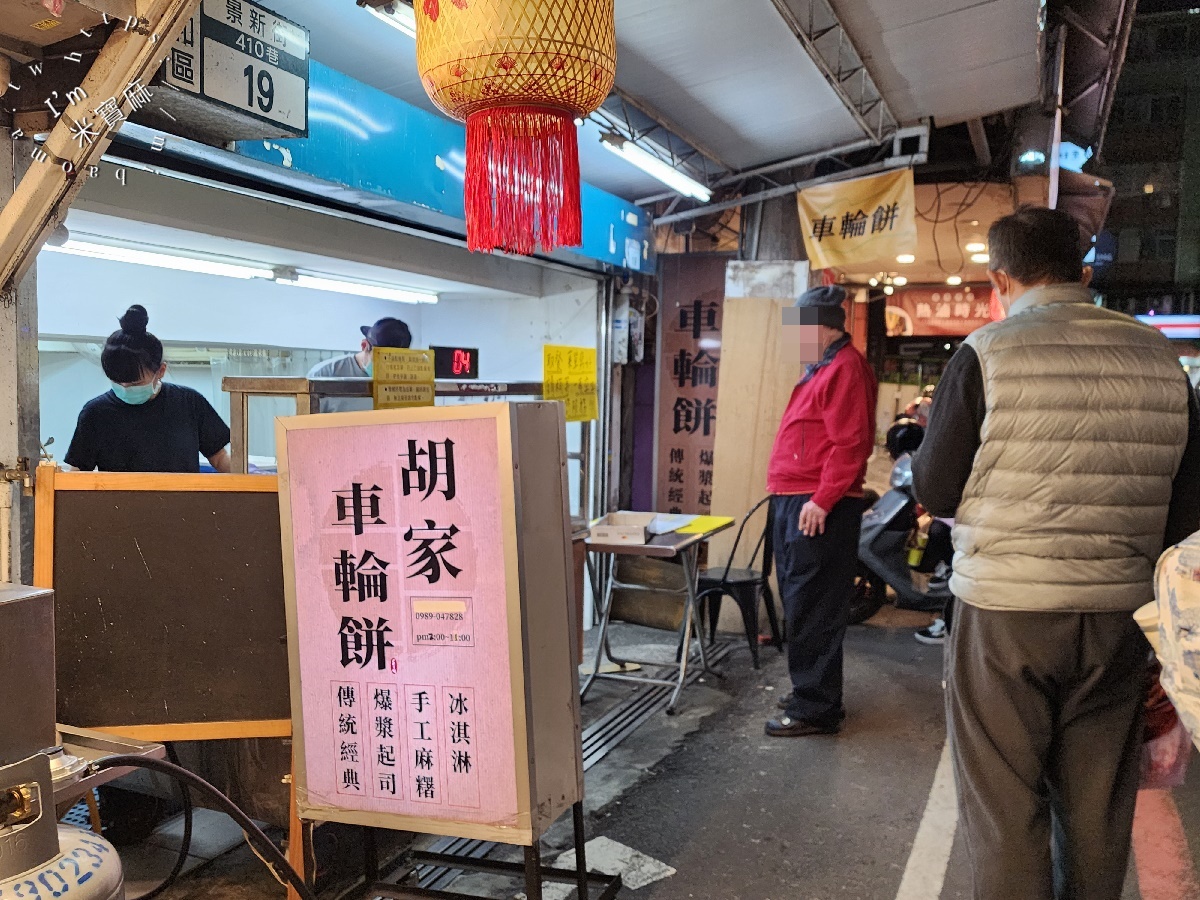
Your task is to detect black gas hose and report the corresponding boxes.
[126,743,193,900]
[89,755,317,900]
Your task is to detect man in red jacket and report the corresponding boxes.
[765,285,878,737]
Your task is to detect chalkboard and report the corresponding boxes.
[52,488,290,727]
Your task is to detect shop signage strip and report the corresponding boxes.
[225,63,651,271]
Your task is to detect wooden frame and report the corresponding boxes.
[276,403,582,847]
[34,463,289,738]
[34,463,307,899]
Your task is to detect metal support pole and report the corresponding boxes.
[572,801,590,900]
[523,842,543,900]
[1,129,39,585]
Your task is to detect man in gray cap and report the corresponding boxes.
[307,317,413,413]
[764,285,877,737]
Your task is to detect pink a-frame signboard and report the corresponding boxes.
[277,403,583,846]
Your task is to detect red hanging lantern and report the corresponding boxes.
[417,0,617,255]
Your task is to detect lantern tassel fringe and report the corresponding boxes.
[465,105,582,255]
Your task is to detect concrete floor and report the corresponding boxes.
[115,609,1200,900]
[109,452,1200,899]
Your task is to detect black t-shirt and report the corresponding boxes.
[65,382,231,473]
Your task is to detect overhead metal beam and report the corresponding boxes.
[769,0,899,143]
[0,0,202,294]
[967,118,992,168]
[653,151,926,227]
[1066,76,1103,109]
[589,85,733,190]
[608,86,733,172]
[633,136,883,207]
[638,124,928,209]
[1059,6,1109,50]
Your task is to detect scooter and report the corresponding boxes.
[850,439,954,624]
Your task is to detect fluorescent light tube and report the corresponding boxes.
[367,2,416,38]
[277,272,438,304]
[46,240,275,280]
[600,134,712,202]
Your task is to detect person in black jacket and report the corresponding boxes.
[65,305,231,473]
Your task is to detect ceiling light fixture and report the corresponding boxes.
[600,133,712,202]
[970,252,990,264]
[366,1,417,38]
[946,275,963,286]
[965,241,986,254]
[892,275,908,287]
[45,239,276,280]
[896,254,916,264]
[275,271,438,304]
[883,285,894,296]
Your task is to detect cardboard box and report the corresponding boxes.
[589,512,657,545]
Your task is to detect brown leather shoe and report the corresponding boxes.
[764,715,840,737]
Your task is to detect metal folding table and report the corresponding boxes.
[581,519,734,714]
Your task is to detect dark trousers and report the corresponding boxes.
[772,494,863,723]
[946,602,1148,900]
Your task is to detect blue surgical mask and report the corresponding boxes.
[112,380,159,405]
[365,361,374,378]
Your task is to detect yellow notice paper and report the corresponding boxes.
[373,348,435,383]
[543,345,598,422]
[676,515,735,535]
[373,348,435,410]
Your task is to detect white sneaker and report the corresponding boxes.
[914,618,946,645]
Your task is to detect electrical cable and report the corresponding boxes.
[915,180,997,278]
[127,744,194,900]
[90,755,318,900]
[244,830,289,887]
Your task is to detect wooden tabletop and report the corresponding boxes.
[584,518,734,559]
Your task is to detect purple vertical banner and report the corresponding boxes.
[656,254,729,515]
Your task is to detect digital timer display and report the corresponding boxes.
[431,346,480,380]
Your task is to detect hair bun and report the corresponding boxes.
[118,305,149,336]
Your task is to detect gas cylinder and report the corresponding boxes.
[0,826,124,900]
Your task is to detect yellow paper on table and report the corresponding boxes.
[796,168,918,270]
[677,515,735,535]
[543,344,598,422]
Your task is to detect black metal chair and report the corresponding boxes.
[695,496,784,669]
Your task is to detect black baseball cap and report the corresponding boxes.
[361,318,412,348]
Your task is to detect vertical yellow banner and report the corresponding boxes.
[543,345,598,422]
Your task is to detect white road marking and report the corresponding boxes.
[895,741,958,900]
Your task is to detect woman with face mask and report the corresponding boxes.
[64,305,232,473]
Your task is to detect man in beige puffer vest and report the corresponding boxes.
[912,206,1200,900]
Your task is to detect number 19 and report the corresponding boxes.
[243,64,275,113]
